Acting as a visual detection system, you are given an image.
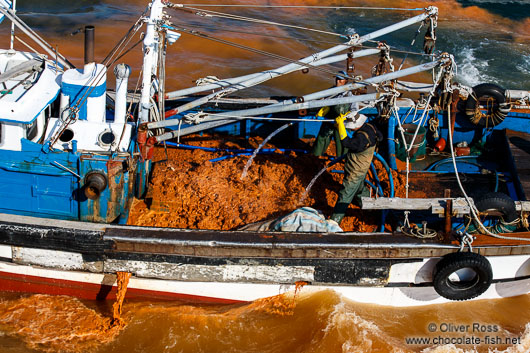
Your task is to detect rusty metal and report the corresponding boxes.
[423,28,436,54]
[137,123,156,161]
[346,52,355,75]
[372,42,391,77]
[84,171,107,200]
[444,189,453,242]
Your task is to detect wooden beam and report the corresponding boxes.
[361,197,472,216]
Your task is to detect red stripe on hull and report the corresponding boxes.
[0,270,245,304]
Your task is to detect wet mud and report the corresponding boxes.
[127,134,407,232]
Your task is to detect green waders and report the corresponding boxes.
[312,102,351,157]
[330,145,376,224]
[312,122,347,157]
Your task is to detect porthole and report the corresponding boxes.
[59,128,74,142]
[98,129,116,148]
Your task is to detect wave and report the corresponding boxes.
[0,294,123,353]
[0,291,529,353]
[454,45,495,87]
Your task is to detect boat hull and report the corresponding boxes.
[0,260,529,307]
[0,213,529,307]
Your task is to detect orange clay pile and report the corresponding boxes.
[127,134,406,232]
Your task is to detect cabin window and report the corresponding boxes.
[48,99,60,119]
[26,120,38,141]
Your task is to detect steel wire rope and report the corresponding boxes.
[13,35,59,70]
[397,22,424,70]
[49,13,145,146]
[169,4,424,11]
[0,7,74,68]
[102,6,149,65]
[168,24,345,78]
[168,4,349,39]
[175,23,344,46]
[177,23,438,59]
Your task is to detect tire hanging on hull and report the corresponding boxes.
[433,252,493,301]
[465,83,511,127]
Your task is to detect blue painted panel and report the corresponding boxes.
[34,174,75,216]
[0,172,33,211]
[0,162,76,218]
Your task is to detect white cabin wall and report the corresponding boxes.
[0,122,24,151]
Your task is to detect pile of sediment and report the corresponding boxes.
[127,134,406,232]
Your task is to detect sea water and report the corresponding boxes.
[0,0,529,352]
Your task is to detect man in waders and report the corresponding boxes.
[330,112,383,225]
[312,71,352,157]
[311,71,383,225]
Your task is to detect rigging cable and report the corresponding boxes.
[169,4,424,11]
[168,3,348,39]
[168,24,345,78]
[179,22,436,59]
[49,12,146,147]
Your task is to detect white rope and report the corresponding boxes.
[448,102,530,242]
[196,76,220,86]
[441,56,530,242]
[176,119,182,145]
[392,67,442,231]
[405,68,443,154]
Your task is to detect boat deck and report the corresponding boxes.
[507,129,530,201]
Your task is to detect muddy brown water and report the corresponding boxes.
[0,0,529,352]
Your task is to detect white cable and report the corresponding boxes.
[447,102,530,242]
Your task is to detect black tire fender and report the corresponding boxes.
[474,192,518,222]
[433,252,493,301]
[465,83,510,127]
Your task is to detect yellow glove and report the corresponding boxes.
[316,106,330,117]
[335,112,348,140]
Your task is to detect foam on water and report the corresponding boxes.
[320,299,407,353]
[515,55,530,76]
[455,45,494,87]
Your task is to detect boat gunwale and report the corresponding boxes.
[2,213,530,260]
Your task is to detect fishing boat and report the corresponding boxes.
[0,0,529,307]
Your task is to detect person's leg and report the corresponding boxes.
[330,146,375,224]
[333,128,347,157]
[312,122,334,156]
